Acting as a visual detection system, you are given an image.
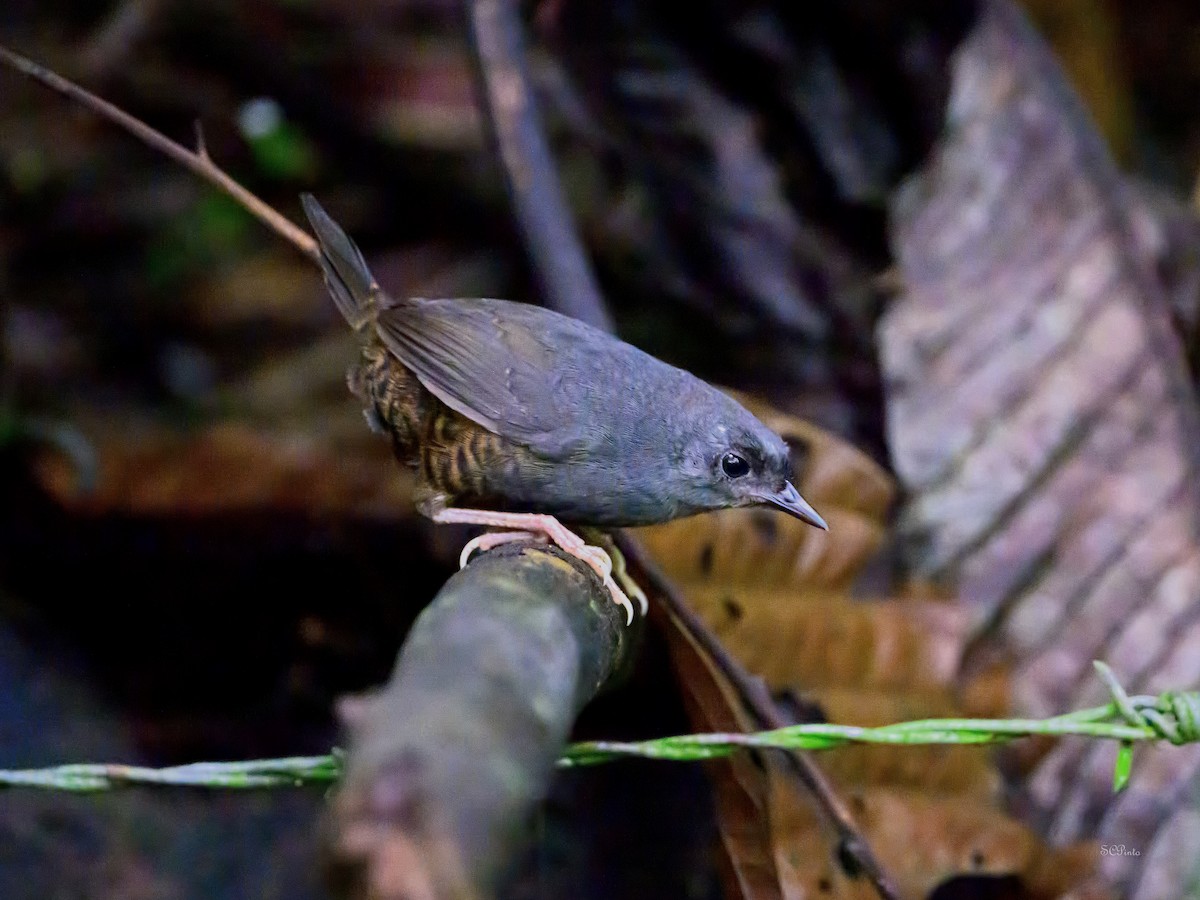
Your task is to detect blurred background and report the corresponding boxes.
[3,1,1200,898]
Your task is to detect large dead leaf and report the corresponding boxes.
[643,403,1099,898]
[879,2,1200,895]
[669,592,963,695]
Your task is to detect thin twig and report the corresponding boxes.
[0,43,318,264]
[615,534,901,900]
[465,0,614,331]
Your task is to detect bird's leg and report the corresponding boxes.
[431,508,636,624]
[579,529,649,617]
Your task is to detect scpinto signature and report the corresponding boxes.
[1100,844,1141,857]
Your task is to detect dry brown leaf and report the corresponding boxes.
[758,768,1101,899]
[678,592,964,693]
[645,395,1101,897]
[636,508,885,593]
[33,420,413,517]
[842,789,1098,898]
[763,770,876,900]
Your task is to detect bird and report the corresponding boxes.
[301,194,827,623]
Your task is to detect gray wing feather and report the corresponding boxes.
[376,300,589,456]
[303,196,610,458]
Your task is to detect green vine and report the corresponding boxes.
[2,663,1194,793]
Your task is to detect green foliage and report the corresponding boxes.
[245,121,318,181]
[144,193,254,290]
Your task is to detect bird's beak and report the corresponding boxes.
[761,482,829,530]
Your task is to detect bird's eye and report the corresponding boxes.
[721,452,750,478]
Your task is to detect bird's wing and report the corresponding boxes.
[375,298,597,456]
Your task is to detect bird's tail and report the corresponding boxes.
[301,193,380,333]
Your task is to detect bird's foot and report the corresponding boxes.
[433,508,636,625]
[580,529,649,618]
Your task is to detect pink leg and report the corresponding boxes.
[433,508,636,624]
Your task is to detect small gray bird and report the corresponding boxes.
[302,195,827,622]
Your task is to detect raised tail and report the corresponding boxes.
[301,193,379,332]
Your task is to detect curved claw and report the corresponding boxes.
[603,572,635,626]
[622,576,648,617]
[459,534,485,569]
[606,541,649,617]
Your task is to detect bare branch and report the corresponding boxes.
[325,542,631,899]
[0,44,319,264]
[465,0,614,331]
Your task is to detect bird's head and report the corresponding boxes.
[677,397,828,530]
